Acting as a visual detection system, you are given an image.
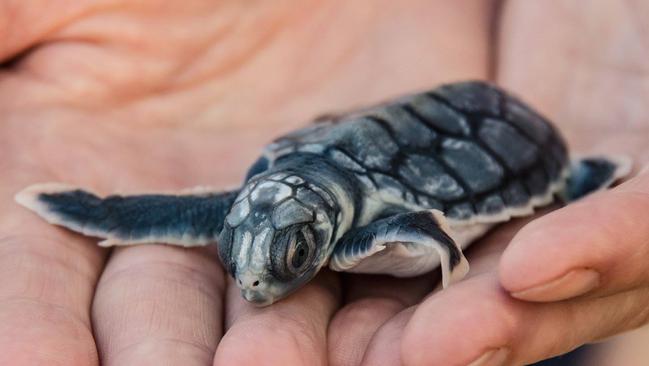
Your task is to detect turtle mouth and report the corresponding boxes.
[241,289,274,307]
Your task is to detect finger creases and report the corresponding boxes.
[215,270,341,366]
[401,274,649,366]
[499,171,649,302]
[327,273,434,366]
[92,245,226,366]
[0,212,106,366]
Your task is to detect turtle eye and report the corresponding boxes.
[286,227,315,275]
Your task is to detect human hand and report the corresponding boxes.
[1,1,486,365]
[336,3,649,366]
[3,1,648,366]
[0,108,254,364]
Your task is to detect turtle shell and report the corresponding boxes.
[265,81,569,223]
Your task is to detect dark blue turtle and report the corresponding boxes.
[16,81,630,306]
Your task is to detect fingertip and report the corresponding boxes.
[215,319,318,366]
[328,298,403,366]
[221,271,341,366]
[401,276,514,366]
[360,308,414,366]
[92,245,225,365]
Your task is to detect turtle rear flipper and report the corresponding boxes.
[329,210,469,288]
[15,183,238,247]
[564,155,632,201]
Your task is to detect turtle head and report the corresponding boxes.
[218,174,337,306]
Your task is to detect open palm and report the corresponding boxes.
[2,1,649,365]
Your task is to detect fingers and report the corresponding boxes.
[500,171,649,302]
[328,274,434,366]
[0,197,106,365]
[361,308,415,366]
[397,190,649,366]
[92,245,225,365]
[356,214,544,366]
[401,272,649,366]
[214,270,340,366]
[498,0,649,302]
[330,209,544,366]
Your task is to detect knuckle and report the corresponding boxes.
[99,248,226,298]
[222,315,324,366]
[335,297,404,326]
[402,279,521,366]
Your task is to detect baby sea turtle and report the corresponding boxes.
[16,81,630,306]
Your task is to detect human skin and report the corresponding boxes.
[1,1,648,365]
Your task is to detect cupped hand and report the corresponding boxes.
[330,3,649,366]
[2,1,649,366]
[1,1,485,365]
[0,113,252,364]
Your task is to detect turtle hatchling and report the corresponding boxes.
[16,81,630,306]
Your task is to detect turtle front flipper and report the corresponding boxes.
[329,210,469,288]
[15,183,238,247]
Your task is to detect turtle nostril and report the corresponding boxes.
[238,279,242,285]
[252,280,260,287]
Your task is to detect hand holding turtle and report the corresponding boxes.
[359,4,649,366]
[2,1,483,364]
[4,2,649,366]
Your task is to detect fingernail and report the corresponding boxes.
[511,268,600,302]
[468,347,510,366]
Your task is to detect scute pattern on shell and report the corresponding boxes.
[267,81,569,221]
